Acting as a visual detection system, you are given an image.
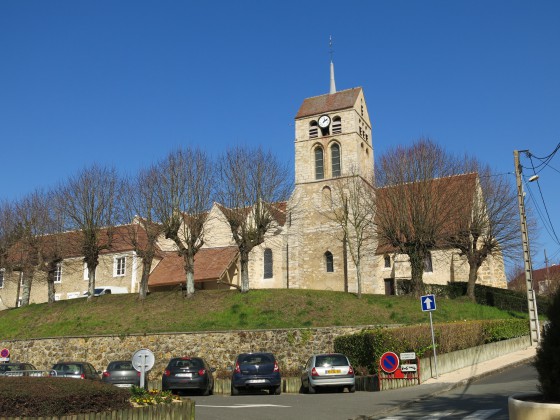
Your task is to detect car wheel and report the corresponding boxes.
[348,385,356,393]
[209,384,214,395]
[308,382,316,394]
[273,384,282,395]
[202,386,210,396]
[231,384,239,396]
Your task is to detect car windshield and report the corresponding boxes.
[0,364,21,372]
[108,361,134,370]
[169,358,203,369]
[53,364,81,374]
[239,354,274,364]
[315,355,349,367]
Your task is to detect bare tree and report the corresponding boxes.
[123,166,165,299]
[445,162,520,301]
[0,200,18,303]
[58,165,123,300]
[375,139,462,297]
[152,148,214,297]
[215,146,292,293]
[320,172,376,298]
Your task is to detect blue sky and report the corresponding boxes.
[1,1,559,272]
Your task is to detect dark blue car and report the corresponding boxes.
[231,352,281,395]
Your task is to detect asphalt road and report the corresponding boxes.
[184,363,538,420]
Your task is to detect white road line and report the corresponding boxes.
[196,404,291,408]
[420,411,456,419]
[463,409,501,419]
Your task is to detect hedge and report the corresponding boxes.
[334,318,529,375]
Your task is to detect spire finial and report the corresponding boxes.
[329,35,336,94]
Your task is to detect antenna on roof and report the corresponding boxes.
[329,35,336,94]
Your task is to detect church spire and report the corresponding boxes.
[329,35,336,94]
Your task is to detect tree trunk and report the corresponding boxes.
[139,257,153,300]
[355,259,362,299]
[240,250,250,293]
[20,269,34,306]
[466,262,480,302]
[409,252,425,297]
[47,264,56,304]
[184,252,195,298]
[87,262,97,300]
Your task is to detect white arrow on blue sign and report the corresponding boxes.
[421,294,437,311]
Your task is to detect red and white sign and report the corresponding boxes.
[379,351,400,374]
[0,348,9,358]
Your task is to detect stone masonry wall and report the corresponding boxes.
[0,326,370,376]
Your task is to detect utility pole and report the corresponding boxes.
[514,150,540,344]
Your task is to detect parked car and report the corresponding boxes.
[102,360,143,388]
[301,353,355,393]
[231,352,281,395]
[162,357,215,395]
[0,362,38,376]
[82,286,128,297]
[49,361,101,380]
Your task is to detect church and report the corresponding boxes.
[0,66,507,309]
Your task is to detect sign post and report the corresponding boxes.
[132,349,155,389]
[421,294,439,378]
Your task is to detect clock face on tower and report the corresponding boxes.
[318,115,331,128]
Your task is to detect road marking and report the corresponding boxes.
[463,409,501,419]
[196,404,291,408]
[420,411,456,419]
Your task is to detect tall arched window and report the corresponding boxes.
[424,252,433,273]
[315,147,324,180]
[264,248,273,279]
[331,144,341,177]
[325,251,334,272]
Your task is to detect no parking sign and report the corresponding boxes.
[0,348,9,362]
[379,351,400,374]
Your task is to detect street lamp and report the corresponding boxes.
[514,150,540,345]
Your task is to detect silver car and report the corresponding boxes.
[301,353,355,393]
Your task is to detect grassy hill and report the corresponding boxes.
[0,289,528,340]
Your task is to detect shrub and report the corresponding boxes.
[0,377,131,417]
[534,287,560,403]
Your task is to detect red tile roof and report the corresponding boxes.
[375,173,478,255]
[295,88,362,119]
[148,246,239,287]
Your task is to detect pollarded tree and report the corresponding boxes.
[320,171,376,298]
[57,165,123,300]
[215,146,292,293]
[375,138,463,297]
[152,148,214,297]
[445,162,520,301]
[123,166,165,299]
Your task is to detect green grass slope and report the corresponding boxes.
[0,289,527,340]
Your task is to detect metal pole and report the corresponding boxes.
[429,311,438,379]
[514,150,540,344]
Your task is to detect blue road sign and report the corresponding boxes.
[421,294,437,312]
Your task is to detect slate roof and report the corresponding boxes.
[295,87,362,119]
[148,246,239,287]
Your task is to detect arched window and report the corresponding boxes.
[332,116,342,134]
[325,251,334,272]
[331,144,341,177]
[264,248,273,279]
[424,252,433,273]
[322,186,332,206]
[384,255,391,268]
[309,121,318,138]
[315,147,324,180]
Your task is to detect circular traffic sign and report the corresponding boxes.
[132,348,155,372]
[380,351,400,374]
[0,348,9,358]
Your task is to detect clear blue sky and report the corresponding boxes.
[1,1,559,272]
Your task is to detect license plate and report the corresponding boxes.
[326,369,341,374]
[115,384,133,388]
[248,379,266,383]
[176,373,192,378]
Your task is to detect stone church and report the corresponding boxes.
[0,66,507,309]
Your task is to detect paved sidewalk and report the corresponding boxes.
[356,346,537,419]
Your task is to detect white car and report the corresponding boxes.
[301,353,355,393]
